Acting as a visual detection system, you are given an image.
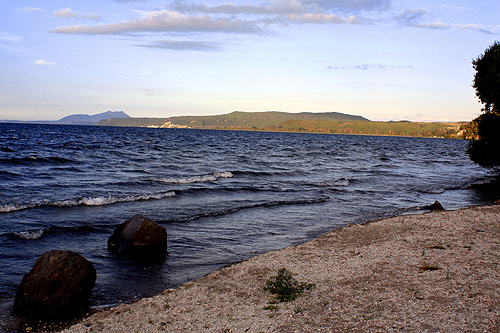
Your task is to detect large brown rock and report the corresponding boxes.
[108,214,168,257]
[13,250,96,320]
[424,201,445,211]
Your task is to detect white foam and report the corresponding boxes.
[156,171,233,184]
[14,229,44,240]
[334,178,350,187]
[72,192,176,206]
[0,203,33,213]
[0,192,177,213]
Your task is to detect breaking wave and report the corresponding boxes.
[0,191,176,213]
[13,229,44,240]
[154,171,233,184]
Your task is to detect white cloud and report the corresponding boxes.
[50,10,261,35]
[53,7,102,21]
[31,59,60,68]
[54,7,79,18]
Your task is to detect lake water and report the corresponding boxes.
[0,123,497,330]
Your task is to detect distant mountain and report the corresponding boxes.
[55,111,130,125]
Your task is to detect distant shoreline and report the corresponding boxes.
[2,120,468,140]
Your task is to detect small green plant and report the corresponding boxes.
[263,268,315,303]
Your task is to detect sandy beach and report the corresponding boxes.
[61,204,500,332]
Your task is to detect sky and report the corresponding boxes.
[0,0,499,122]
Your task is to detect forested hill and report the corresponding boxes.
[98,111,467,139]
[98,111,368,128]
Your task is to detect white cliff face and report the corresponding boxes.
[160,121,188,128]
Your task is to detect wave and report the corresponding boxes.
[0,191,176,213]
[160,196,329,223]
[13,229,44,240]
[9,225,102,241]
[153,171,233,184]
[317,178,350,187]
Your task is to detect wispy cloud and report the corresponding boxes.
[288,13,360,24]
[0,31,22,42]
[412,21,450,30]
[16,7,45,14]
[137,39,221,51]
[299,0,391,12]
[31,59,61,68]
[394,9,428,25]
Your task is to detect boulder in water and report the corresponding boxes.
[108,214,168,257]
[13,250,96,320]
[424,201,445,211]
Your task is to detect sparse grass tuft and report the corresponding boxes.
[263,268,315,303]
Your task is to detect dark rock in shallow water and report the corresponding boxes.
[13,250,96,320]
[424,201,445,211]
[108,214,168,258]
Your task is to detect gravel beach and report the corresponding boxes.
[61,204,500,332]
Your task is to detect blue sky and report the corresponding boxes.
[0,0,498,121]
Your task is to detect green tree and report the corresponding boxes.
[467,41,500,167]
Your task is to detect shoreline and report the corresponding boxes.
[61,204,500,332]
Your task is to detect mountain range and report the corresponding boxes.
[55,111,130,125]
[1,111,130,125]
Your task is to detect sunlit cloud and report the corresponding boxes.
[48,1,490,41]
[50,10,261,35]
[31,59,61,68]
[53,7,102,21]
[137,39,221,51]
[54,7,79,18]
[412,21,451,30]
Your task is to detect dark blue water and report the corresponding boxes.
[0,123,497,329]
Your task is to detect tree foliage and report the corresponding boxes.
[468,41,500,168]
